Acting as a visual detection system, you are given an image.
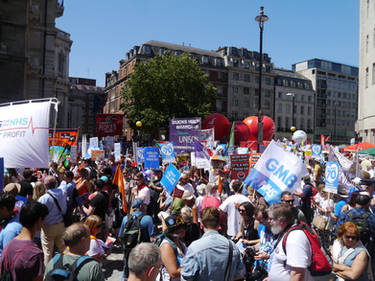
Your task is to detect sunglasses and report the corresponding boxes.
[238,208,246,213]
[282,200,294,203]
[344,235,358,240]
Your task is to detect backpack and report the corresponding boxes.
[121,214,149,257]
[44,254,94,281]
[347,210,371,246]
[281,222,332,276]
[0,243,34,281]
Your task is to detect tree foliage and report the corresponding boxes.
[121,53,217,134]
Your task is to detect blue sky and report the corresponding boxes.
[57,0,359,87]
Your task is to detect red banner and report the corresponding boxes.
[49,129,78,147]
[230,154,250,180]
[96,114,123,136]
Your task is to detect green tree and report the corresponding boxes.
[121,53,217,135]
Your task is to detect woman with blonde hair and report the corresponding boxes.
[33,181,46,201]
[84,215,109,263]
[331,222,372,281]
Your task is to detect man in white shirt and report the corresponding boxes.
[176,171,195,195]
[219,181,250,238]
[267,203,313,281]
[134,172,150,205]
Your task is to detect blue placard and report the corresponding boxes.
[312,144,322,158]
[325,162,339,193]
[160,163,181,194]
[143,147,160,169]
[137,147,144,163]
[160,142,176,163]
[0,158,3,193]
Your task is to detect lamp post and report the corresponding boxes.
[255,6,269,152]
[135,120,142,143]
[286,92,296,128]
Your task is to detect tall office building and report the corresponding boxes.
[356,0,375,142]
[293,59,358,144]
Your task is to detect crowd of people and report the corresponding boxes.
[0,152,374,281]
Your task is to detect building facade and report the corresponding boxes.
[293,59,358,144]
[216,47,274,121]
[356,0,375,143]
[273,68,315,141]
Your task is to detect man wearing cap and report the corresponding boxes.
[119,198,154,280]
[3,182,27,213]
[0,193,22,259]
[331,185,350,222]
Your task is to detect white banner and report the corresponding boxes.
[244,140,309,204]
[0,101,53,168]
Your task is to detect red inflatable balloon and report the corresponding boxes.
[248,116,276,140]
[242,116,258,140]
[234,121,250,145]
[203,113,231,140]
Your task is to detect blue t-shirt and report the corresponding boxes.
[0,215,22,259]
[334,200,347,217]
[119,211,154,238]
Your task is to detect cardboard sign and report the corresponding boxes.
[91,150,105,161]
[325,162,339,194]
[144,147,160,170]
[250,152,261,170]
[160,163,181,194]
[70,146,77,164]
[231,154,250,180]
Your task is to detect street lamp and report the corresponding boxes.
[286,93,296,128]
[255,6,269,152]
[135,121,142,143]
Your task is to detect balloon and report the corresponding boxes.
[242,116,257,140]
[203,113,231,140]
[233,121,250,145]
[247,116,276,140]
[290,126,296,132]
[292,130,307,144]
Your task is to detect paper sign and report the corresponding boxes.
[160,142,176,164]
[114,143,121,162]
[91,150,105,161]
[325,162,339,194]
[160,163,181,194]
[231,154,250,180]
[89,137,99,149]
[136,147,144,164]
[144,147,160,169]
[70,146,77,164]
[312,144,322,158]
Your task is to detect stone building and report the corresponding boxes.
[293,59,358,144]
[272,68,315,141]
[356,0,375,143]
[0,0,72,122]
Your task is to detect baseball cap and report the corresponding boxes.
[132,198,145,209]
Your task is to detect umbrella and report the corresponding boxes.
[358,147,375,156]
[341,142,375,152]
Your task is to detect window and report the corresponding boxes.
[216,100,222,111]
[244,74,250,82]
[144,45,151,55]
[286,103,291,114]
[307,119,312,129]
[366,67,369,88]
[233,86,239,94]
[202,56,209,64]
[217,86,223,95]
[285,117,290,129]
[233,72,240,80]
[300,118,305,130]
[265,77,272,85]
[308,106,312,115]
[308,96,312,102]
[300,105,304,114]
[58,52,66,77]
[373,63,375,85]
[218,72,224,80]
[243,87,250,95]
[277,103,282,113]
[366,35,369,53]
[277,117,282,130]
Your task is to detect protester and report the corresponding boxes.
[0,201,48,281]
[83,179,109,222]
[267,203,313,281]
[181,207,245,281]
[3,182,26,213]
[295,175,315,225]
[128,243,161,281]
[332,222,373,281]
[219,181,251,238]
[134,172,151,205]
[180,206,200,246]
[84,215,108,263]
[0,193,22,258]
[37,175,67,265]
[76,168,90,198]
[159,214,187,281]
[44,223,105,281]
[280,191,306,223]
[33,181,46,201]
[201,182,221,210]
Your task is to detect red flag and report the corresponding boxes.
[112,164,128,213]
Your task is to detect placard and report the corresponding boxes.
[325,162,339,194]
[91,150,105,161]
[144,147,160,169]
[160,163,181,194]
[231,154,250,180]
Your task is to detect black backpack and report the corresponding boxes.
[347,210,371,246]
[44,254,94,281]
[121,214,149,257]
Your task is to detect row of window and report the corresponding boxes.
[230,58,272,72]
[275,78,311,90]
[277,92,313,102]
[276,116,312,131]
[327,91,357,99]
[364,63,375,88]
[231,86,272,97]
[231,97,271,109]
[232,72,273,85]
[276,103,313,115]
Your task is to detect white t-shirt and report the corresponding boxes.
[219,194,250,237]
[137,186,150,205]
[268,230,313,281]
[177,183,195,195]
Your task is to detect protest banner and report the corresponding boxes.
[91,150,105,161]
[325,162,339,194]
[194,141,210,170]
[304,150,312,158]
[0,100,55,168]
[244,140,309,204]
[136,147,144,164]
[190,152,196,167]
[114,143,121,162]
[160,142,176,164]
[312,144,322,158]
[160,163,181,194]
[169,117,201,153]
[96,114,123,136]
[144,147,160,169]
[231,154,250,180]
[49,129,79,165]
[237,147,249,154]
[104,136,115,151]
[249,151,261,170]
[81,135,87,159]
[89,137,99,149]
